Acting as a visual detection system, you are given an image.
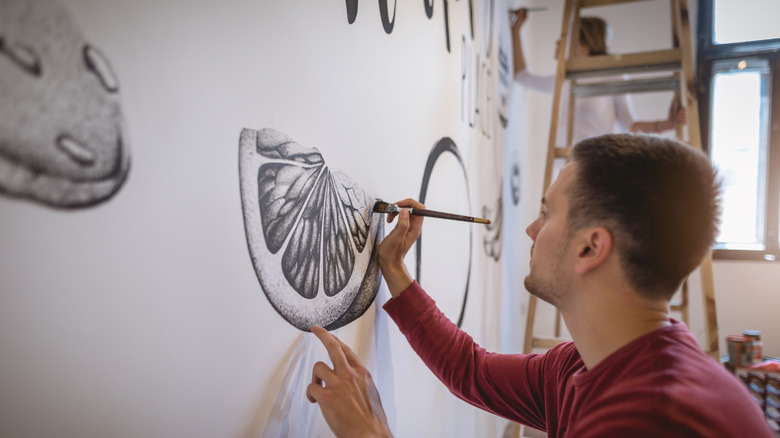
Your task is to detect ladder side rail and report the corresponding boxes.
[669,0,686,140]
[525,0,577,355]
[542,0,578,193]
[673,0,719,359]
[700,253,719,360]
[673,0,702,150]
[523,295,539,354]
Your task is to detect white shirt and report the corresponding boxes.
[515,70,638,146]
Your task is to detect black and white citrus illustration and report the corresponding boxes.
[0,0,130,208]
[239,128,382,331]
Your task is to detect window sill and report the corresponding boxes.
[712,249,779,261]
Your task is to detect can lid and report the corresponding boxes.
[743,329,762,339]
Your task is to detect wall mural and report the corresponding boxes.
[465,0,512,264]
[344,0,475,52]
[239,128,383,332]
[511,160,521,205]
[482,188,503,262]
[0,0,130,208]
[240,0,511,333]
[416,137,472,327]
[0,0,527,436]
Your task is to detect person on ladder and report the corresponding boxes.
[511,9,685,143]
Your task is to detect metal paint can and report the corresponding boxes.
[727,335,755,367]
[743,330,763,363]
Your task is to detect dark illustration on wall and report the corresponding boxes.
[511,161,520,205]
[482,189,502,262]
[416,137,472,327]
[345,0,359,23]
[483,150,519,262]
[0,0,131,208]
[239,128,382,331]
[461,0,503,138]
[482,149,518,262]
[344,0,475,53]
[344,0,396,33]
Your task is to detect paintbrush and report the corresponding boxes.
[373,199,491,225]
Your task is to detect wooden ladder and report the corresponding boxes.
[523,0,720,360]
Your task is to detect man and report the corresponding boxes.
[306,134,774,437]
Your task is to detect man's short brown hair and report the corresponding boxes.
[568,134,722,300]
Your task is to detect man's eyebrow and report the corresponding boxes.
[541,197,547,206]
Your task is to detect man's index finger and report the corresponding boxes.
[311,325,349,371]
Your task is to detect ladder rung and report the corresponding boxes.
[533,336,569,349]
[566,49,682,80]
[572,76,680,98]
[554,147,572,158]
[581,0,655,8]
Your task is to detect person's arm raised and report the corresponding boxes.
[378,198,425,298]
[630,97,687,134]
[511,9,529,75]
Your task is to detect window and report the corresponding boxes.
[699,1,780,260]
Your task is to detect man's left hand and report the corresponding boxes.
[307,325,393,438]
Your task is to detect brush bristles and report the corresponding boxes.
[373,200,390,213]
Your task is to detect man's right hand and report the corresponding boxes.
[511,9,529,74]
[377,198,425,298]
[511,8,529,33]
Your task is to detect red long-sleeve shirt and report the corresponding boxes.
[383,281,773,437]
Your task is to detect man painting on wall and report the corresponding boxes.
[306,134,774,437]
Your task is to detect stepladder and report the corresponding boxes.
[522,0,720,360]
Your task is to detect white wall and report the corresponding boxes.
[3,1,777,437]
[0,0,529,437]
[713,262,780,356]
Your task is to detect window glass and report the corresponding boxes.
[713,0,780,44]
[709,58,770,249]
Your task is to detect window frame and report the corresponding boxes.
[698,1,780,261]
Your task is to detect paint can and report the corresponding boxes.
[743,330,763,363]
[727,335,755,367]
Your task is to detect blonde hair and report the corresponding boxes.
[579,17,609,56]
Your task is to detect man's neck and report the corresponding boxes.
[561,287,671,370]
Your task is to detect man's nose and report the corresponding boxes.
[526,217,540,239]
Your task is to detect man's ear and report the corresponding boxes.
[574,227,612,275]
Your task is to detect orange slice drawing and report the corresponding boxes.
[239,128,382,331]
